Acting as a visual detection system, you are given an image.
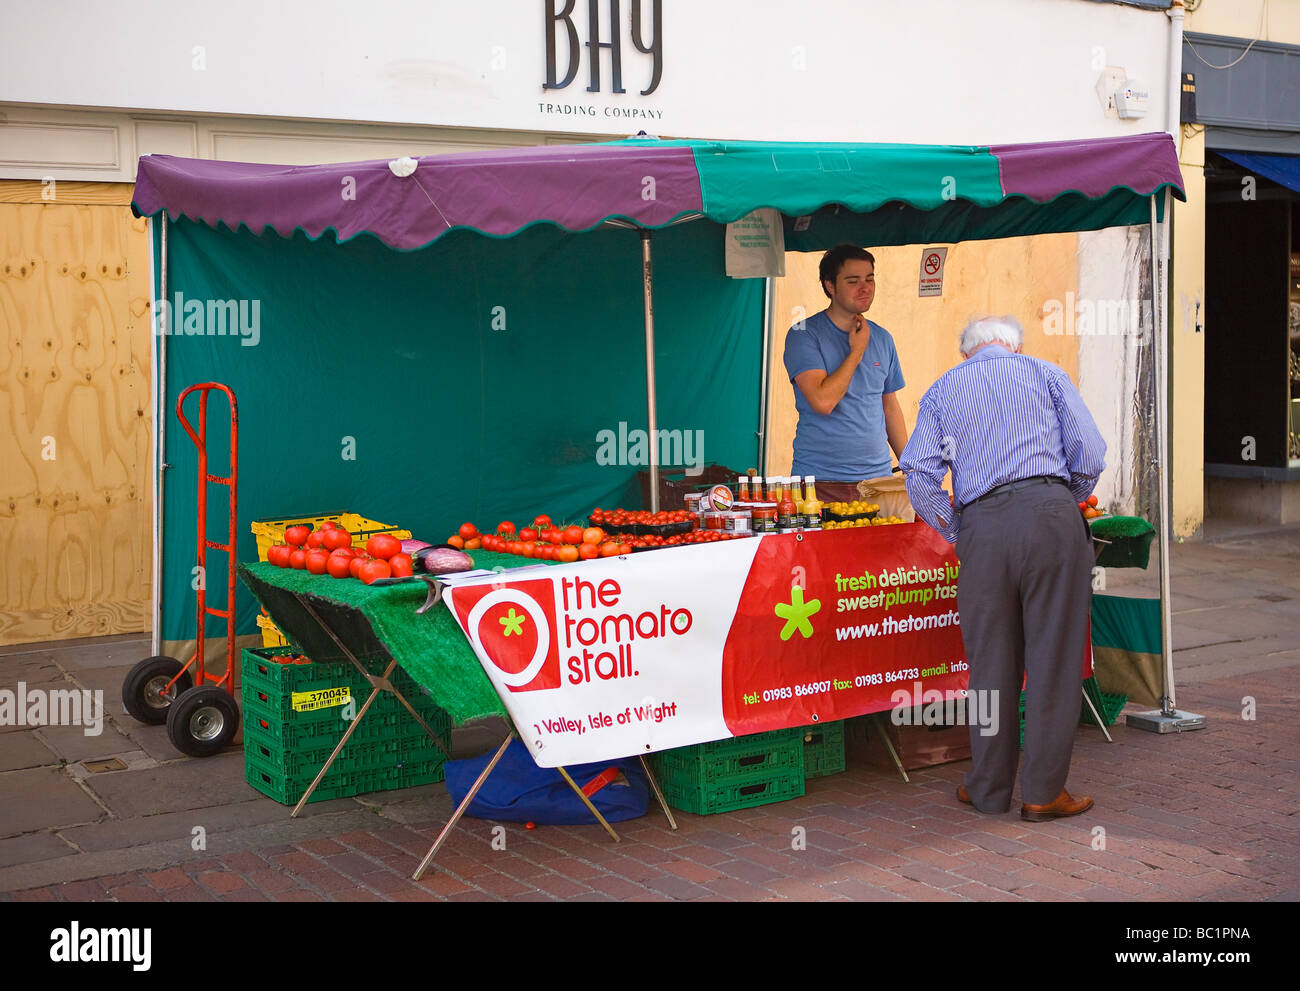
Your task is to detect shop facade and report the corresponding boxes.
[2,0,1184,645]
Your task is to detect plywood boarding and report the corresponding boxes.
[766,234,1081,477]
[0,179,153,645]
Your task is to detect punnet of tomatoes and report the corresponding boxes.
[264,521,416,584]
[589,507,695,536]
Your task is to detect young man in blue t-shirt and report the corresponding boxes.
[782,244,908,481]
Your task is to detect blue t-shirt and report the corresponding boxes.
[783,310,905,480]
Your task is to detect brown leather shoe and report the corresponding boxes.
[1021,790,1093,822]
[956,784,972,805]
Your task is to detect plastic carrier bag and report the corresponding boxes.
[444,737,650,825]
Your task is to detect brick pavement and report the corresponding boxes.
[5,662,1296,903]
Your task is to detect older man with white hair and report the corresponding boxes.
[899,316,1106,821]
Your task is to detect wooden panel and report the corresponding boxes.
[0,180,136,206]
[0,194,153,645]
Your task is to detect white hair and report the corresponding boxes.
[959,315,1024,356]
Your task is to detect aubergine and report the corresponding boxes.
[414,545,474,575]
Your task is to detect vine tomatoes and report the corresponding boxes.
[498,521,516,536]
[562,525,583,545]
[519,527,539,543]
[533,515,552,529]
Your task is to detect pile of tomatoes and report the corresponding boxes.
[450,516,632,562]
[589,507,694,529]
[264,522,414,585]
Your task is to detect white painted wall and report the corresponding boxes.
[1,0,1172,145]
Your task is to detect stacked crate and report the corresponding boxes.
[800,720,846,778]
[649,728,805,815]
[241,647,450,805]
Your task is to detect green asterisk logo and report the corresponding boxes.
[775,586,820,641]
[499,608,526,637]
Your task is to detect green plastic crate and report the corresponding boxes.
[244,750,446,805]
[243,715,449,779]
[1081,676,1128,727]
[651,727,803,782]
[655,765,805,815]
[650,728,805,815]
[800,721,846,778]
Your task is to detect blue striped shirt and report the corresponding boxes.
[899,345,1106,543]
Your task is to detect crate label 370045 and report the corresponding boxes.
[290,687,353,712]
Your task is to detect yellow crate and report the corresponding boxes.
[250,512,412,561]
[256,612,289,649]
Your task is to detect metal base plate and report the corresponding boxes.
[1125,709,1208,734]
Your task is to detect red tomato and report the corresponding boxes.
[533,515,552,529]
[600,541,620,558]
[618,543,631,555]
[326,554,353,579]
[305,548,331,575]
[447,535,465,549]
[562,525,583,545]
[319,521,338,531]
[306,530,328,550]
[539,545,555,561]
[289,548,308,569]
[498,521,516,536]
[582,527,604,545]
[359,559,392,585]
[1086,494,1099,508]
[284,525,311,547]
[556,545,580,564]
[578,543,599,560]
[465,537,482,551]
[389,553,414,577]
[521,541,536,558]
[519,527,539,543]
[266,544,291,567]
[481,535,496,552]
[323,528,353,551]
[458,522,479,540]
[348,555,368,579]
[366,533,402,560]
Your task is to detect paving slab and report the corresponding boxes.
[0,731,59,771]
[0,768,105,836]
[0,832,78,869]
[80,750,250,818]
[35,722,137,763]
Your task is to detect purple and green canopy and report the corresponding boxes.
[132,132,1184,252]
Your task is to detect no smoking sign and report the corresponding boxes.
[918,246,948,297]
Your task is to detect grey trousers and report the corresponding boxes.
[955,480,1094,811]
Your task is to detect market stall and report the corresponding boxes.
[129,134,1187,809]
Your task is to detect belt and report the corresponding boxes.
[966,475,1068,509]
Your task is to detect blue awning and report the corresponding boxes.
[1219,150,1300,195]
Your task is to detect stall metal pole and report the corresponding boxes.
[758,277,775,476]
[640,228,660,512]
[1128,190,1205,735]
[151,215,169,657]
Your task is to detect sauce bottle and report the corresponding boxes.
[777,477,798,531]
[794,475,807,522]
[803,475,822,529]
[738,475,751,502]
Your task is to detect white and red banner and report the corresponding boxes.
[443,524,976,767]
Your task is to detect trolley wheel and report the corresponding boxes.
[122,656,194,725]
[166,686,241,758]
